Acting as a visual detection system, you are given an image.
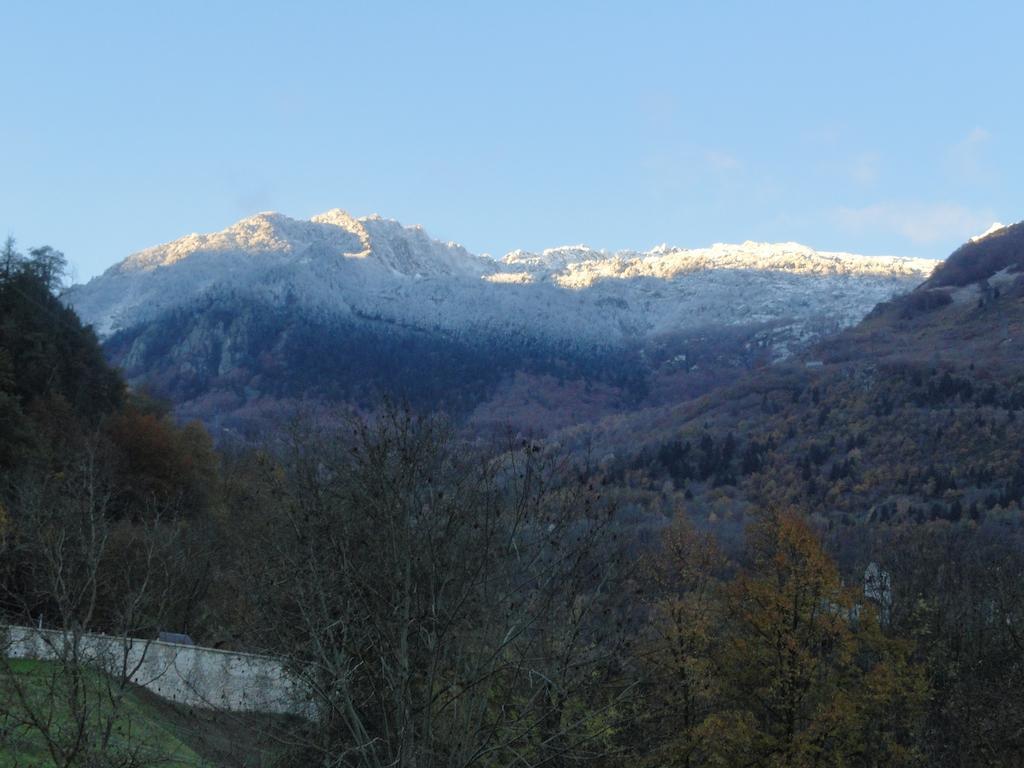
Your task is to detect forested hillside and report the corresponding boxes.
[0,241,122,468]
[561,224,1024,763]
[2,230,1024,766]
[0,242,256,765]
[579,223,1024,530]
[102,289,659,432]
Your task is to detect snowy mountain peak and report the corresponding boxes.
[68,209,940,348]
[971,222,1008,242]
[111,210,477,278]
[309,208,361,228]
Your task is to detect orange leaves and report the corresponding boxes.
[634,510,926,767]
[103,404,218,518]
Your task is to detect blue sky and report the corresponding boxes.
[2,1,1020,281]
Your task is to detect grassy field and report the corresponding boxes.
[0,659,289,767]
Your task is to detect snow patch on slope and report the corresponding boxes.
[971,222,1008,242]
[498,241,934,290]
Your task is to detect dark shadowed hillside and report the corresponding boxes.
[922,221,1024,289]
[101,289,801,434]
[0,242,124,469]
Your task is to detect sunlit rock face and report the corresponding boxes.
[68,209,938,350]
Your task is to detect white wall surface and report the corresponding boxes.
[3,625,310,717]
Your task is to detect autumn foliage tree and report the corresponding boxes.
[629,517,724,767]
[103,402,218,519]
[624,510,927,767]
[705,511,926,767]
[0,239,222,637]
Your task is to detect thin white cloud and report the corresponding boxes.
[803,123,845,147]
[835,201,996,245]
[704,150,741,172]
[849,152,880,185]
[948,127,992,183]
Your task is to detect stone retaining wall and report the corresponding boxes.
[3,625,310,717]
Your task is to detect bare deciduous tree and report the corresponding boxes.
[0,439,188,767]
[234,408,634,767]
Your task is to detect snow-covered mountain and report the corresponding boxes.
[63,209,946,432]
[69,208,938,349]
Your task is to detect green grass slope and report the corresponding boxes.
[1,659,287,767]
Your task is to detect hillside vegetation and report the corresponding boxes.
[560,224,1024,763]
[2,229,1024,766]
